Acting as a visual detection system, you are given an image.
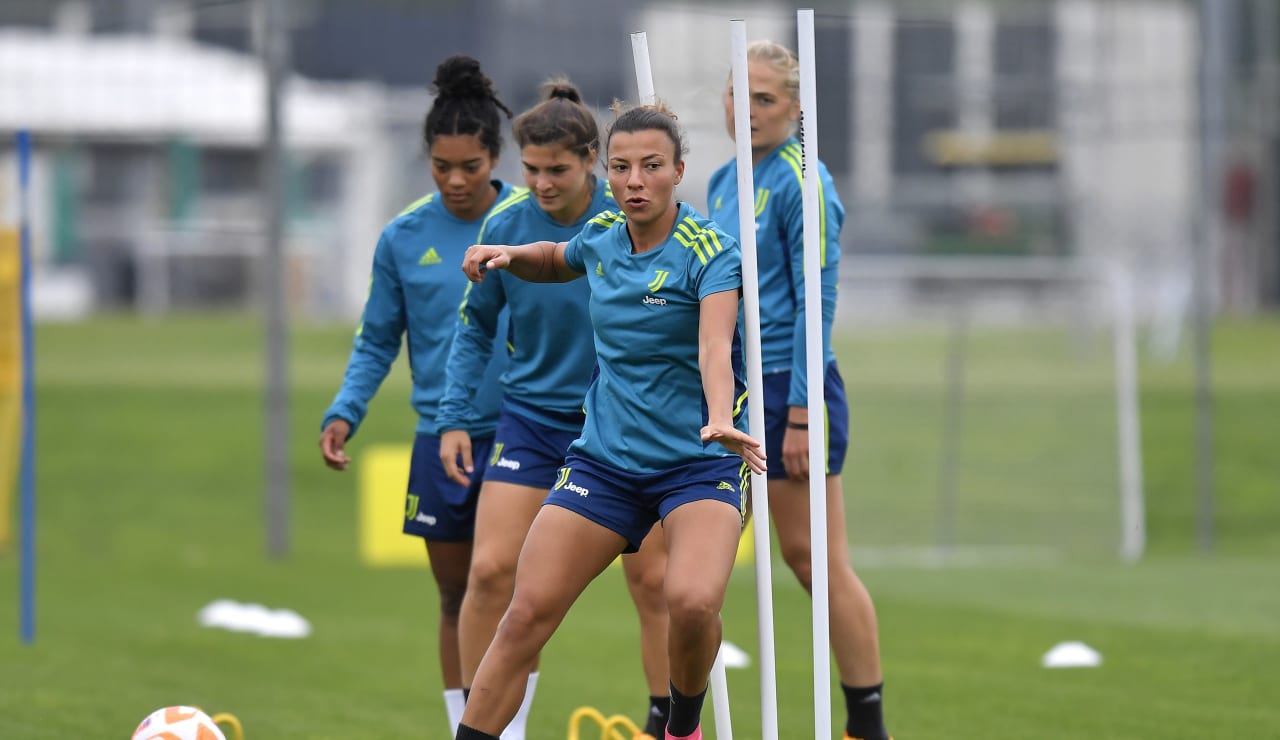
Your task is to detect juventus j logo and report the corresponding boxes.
[648,270,670,293]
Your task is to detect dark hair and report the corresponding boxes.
[423,55,513,158]
[605,100,687,164]
[511,78,599,160]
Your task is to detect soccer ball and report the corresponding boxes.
[132,706,227,740]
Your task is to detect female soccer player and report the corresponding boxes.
[317,55,518,736]
[436,80,672,739]
[453,103,765,740]
[706,40,890,740]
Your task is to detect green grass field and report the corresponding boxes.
[1,314,1277,738]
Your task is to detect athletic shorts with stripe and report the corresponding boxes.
[403,433,495,541]
[544,452,749,553]
[481,403,583,488]
[762,361,850,479]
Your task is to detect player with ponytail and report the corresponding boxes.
[318,54,518,736]
[439,79,674,739]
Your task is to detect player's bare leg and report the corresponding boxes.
[660,499,742,737]
[459,481,547,685]
[770,474,888,739]
[460,506,625,736]
[622,524,671,734]
[425,538,475,689]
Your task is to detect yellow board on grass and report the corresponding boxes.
[356,444,756,568]
[0,228,20,553]
[358,445,424,567]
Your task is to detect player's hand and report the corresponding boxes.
[319,419,352,471]
[462,245,511,281]
[701,423,766,476]
[439,429,474,486]
[782,425,809,481]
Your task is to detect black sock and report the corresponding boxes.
[667,681,707,737]
[462,687,470,703]
[644,694,671,735]
[842,682,888,740]
[455,723,499,740]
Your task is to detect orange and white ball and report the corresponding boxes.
[132,706,227,740]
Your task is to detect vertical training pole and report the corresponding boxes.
[797,9,832,738]
[710,646,734,740]
[262,0,290,559]
[17,129,35,645]
[634,27,734,735]
[935,294,969,556]
[1111,263,1146,563]
[630,32,657,105]
[1192,0,1224,552]
[730,20,779,740]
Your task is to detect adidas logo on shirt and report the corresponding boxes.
[419,247,442,266]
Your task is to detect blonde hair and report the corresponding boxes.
[745,40,800,100]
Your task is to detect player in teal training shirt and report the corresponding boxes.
[437,80,672,738]
[453,103,764,740]
[317,55,516,737]
[706,40,890,740]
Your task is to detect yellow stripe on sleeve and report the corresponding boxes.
[754,188,769,217]
[673,230,707,264]
[456,282,474,325]
[777,145,828,267]
[397,192,436,217]
[588,210,625,229]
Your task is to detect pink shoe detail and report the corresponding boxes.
[664,727,702,740]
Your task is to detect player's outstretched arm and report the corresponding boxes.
[461,241,579,283]
[698,289,766,475]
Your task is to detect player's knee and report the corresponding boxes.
[665,586,721,630]
[495,595,553,646]
[467,553,517,604]
[625,563,666,609]
[781,546,815,592]
[437,581,468,618]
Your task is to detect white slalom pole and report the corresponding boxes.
[635,27,734,737]
[797,9,832,739]
[710,646,734,740]
[730,19,779,740]
[630,32,656,105]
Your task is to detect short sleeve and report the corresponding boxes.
[563,232,587,274]
[696,230,741,299]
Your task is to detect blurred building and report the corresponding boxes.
[0,0,1276,319]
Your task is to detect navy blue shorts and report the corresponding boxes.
[762,362,849,479]
[545,453,749,553]
[482,405,581,489]
[403,433,494,541]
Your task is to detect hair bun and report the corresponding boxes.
[543,79,583,105]
[432,54,496,100]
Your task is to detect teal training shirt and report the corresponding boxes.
[321,181,518,438]
[706,138,844,407]
[438,179,614,433]
[563,202,746,474]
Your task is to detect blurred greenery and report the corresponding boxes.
[0,313,1276,738]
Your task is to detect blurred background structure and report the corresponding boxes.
[5,0,1278,562]
[0,0,1275,324]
